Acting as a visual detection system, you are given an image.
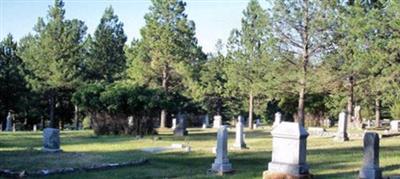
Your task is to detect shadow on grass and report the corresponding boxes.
[1,130,400,179]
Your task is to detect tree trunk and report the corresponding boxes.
[375,97,381,128]
[41,116,45,129]
[297,0,309,127]
[160,65,169,128]
[74,105,79,130]
[346,76,354,126]
[248,92,254,129]
[297,82,306,126]
[48,91,57,128]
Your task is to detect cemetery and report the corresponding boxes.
[1,0,400,178]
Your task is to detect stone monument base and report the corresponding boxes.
[263,171,313,179]
[42,147,63,152]
[359,167,382,179]
[268,162,309,176]
[173,129,188,136]
[42,128,62,152]
[210,162,234,175]
[334,132,349,141]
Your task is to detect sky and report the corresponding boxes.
[0,0,269,53]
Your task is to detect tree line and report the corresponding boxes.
[1,0,399,134]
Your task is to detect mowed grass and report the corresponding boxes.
[1,127,400,179]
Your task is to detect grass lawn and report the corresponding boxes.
[1,127,400,179]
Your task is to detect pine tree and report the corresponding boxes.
[225,0,275,129]
[0,34,30,129]
[126,0,205,128]
[84,6,127,83]
[270,0,336,126]
[18,0,87,128]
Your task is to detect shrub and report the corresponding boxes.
[73,83,167,135]
[390,101,400,120]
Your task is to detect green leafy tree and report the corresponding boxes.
[126,0,205,128]
[18,0,87,128]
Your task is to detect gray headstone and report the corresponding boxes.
[268,122,310,176]
[233,116,246,149]
[173,114,188,136]
[211,125,233,173]
[202,115,209,129]
[359,132,382,179]
[42,128,62,152]
[390,120,399,132]
[273,112,282,128]
[335,111,349,141]
[213,115,222,129]
[5,112,13,131]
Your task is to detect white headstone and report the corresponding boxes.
[324,118,333,128]
[390,120,399,132]
[33,124,37,132]
[172,118,177,129]
[273,112,282,128]
[213,115,222,129]
[210,125,233,174]
[5,112,12,131]
[335,111,349,141]
[266,122,310,177]
[367,120,372,128]
[233,116,246,149]
[128,116,134,127]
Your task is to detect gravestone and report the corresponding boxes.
[273,112,282,128]
[254,118,261,129]
[334,111,349,141]
[307,127,326,136]
[263,122,311,178]
[354,105,362,128]
[367,120,372,128]
[202,115,209,129]
[390,120,399,132]
[42,128,62,152]
[172,118,177,129]
[213,115,222,129]
[128,116,134,127]
[173,114,188,136]
[33,124,37,132]
[210,125,233,174]
[359,132,382,179]
[5,112,13,131]
[324,118,333,128]
[233,116,246,149]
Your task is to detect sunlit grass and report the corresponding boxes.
[0,127,399,178]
